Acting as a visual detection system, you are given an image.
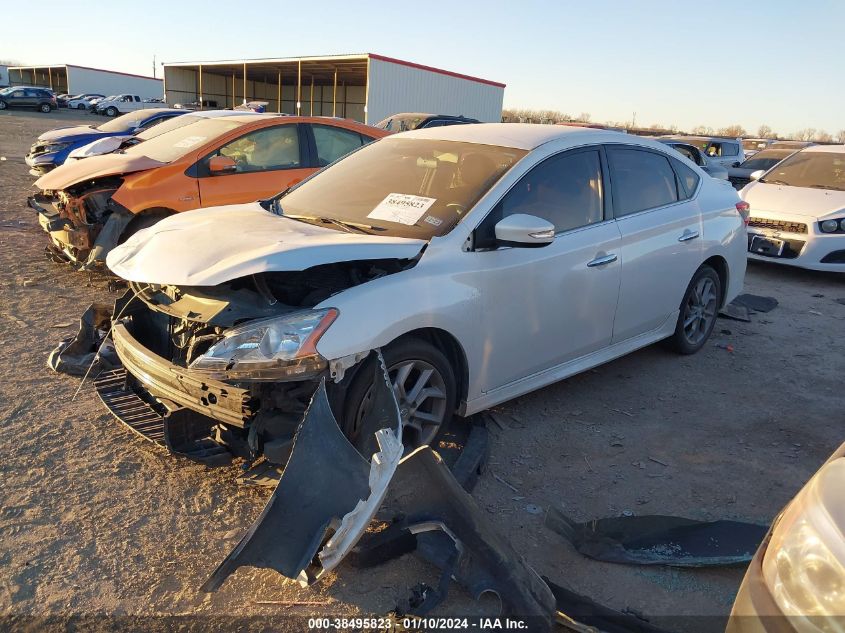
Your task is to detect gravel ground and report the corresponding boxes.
[1,109,843,631]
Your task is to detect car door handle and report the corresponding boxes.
[678,230,700,242]
[586,254,618,267]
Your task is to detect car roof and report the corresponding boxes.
[394,122,636,150]
[801,144,845,154]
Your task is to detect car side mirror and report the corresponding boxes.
[494,214,555,248]
[208,155,238,175]
[750,170,765,181]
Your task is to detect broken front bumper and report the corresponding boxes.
[110,322,252,427]
[29,195,97,261]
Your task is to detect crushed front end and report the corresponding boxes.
[29,177,127,266]
[95,262,406,468]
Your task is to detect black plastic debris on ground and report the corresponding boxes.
[545,508,767,567]
[720,293,779,322]
[544,577,674,633]
[47,303,118,377]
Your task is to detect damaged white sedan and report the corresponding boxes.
[91,123,747,467]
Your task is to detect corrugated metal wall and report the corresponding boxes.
[67,67,163,98]
[164,66,366,117]
[366,58,504,124]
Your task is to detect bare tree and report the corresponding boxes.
[837,130,845,144]
[814,130,833,143]
[757,125,773,139]
[717,124,747,138]
[793,128,817,141]
[576,112,591,123]
[691,125,714,135]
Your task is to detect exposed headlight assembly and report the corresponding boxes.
[189,308,338,381]
[762,457,845,628]
[819,218,845,234]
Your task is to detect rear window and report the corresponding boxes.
[608,147,679,216]
[671,158,700,199]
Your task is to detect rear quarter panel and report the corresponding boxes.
[700,177,746,303]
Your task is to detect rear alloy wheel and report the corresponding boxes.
[669,265,721,354]
[39,103,51,113]
[76,103,86,110]
[0,101,7,110]
[343,339,456,453]
[106,106,117,117]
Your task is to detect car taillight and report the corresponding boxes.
[736,201,750,225]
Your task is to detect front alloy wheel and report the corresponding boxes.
[343,339,456,453]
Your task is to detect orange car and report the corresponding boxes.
[29,114,390,266]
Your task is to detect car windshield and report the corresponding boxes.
[761,152,845,191]
[134,113,203,141]
[278,137,527,239]
[96,110,165,133]
[375,115,427,132]
[739,151,792,172]
[124,118,247,163]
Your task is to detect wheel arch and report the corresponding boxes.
[701,255,729,308]
[386,327,470,408]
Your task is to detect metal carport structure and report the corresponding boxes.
[162,53,505,124]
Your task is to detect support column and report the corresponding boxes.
[332,68,337,117]
[277,71,282,113]
[296,60,302,115]
[198,65,203,110]
[242,62,247,105]
[310,76,314,116]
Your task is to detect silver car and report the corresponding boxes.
[658,139,729,180]
[727,148,796,190]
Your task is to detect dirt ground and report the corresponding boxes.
[0,109,843,631]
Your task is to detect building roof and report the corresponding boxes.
[162,53,505,89]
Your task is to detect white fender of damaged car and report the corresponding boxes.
[106,203,428,286]
[67,135,133,160]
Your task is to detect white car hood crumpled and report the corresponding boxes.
[106,202,427,286]
[742,182,845,219]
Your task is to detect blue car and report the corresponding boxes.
[25,108,187,176]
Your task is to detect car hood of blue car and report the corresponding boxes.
[37,125,126,144]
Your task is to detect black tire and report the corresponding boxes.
[0,101,7,110]
[106,106,118,117]
[336,338,457,454]
[39,103,51,113]
[118,210,173,244]
[668,265,722,355]
[76,103,86,110]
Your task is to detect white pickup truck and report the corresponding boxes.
[95,94,169,117]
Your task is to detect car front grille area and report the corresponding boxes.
[747,217,808,234]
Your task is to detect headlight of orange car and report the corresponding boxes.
[189,308,338,381]
[762,457,845,629]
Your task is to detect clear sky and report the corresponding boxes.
[2,0,841,135]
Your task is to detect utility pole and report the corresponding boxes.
[152,55,156,78]
[632,111,637,129]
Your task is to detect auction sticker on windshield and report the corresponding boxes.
[367,193,436,226]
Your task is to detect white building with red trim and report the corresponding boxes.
[161,53,505,124]
[7,64,163,99]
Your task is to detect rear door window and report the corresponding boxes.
[670,158,700,200]
[312,124,366,166]
[607,147,679,216]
